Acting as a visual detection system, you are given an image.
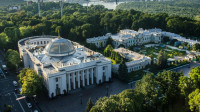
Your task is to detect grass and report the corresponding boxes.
[140,46,186,58]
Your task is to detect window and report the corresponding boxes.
[56,78,58,82]
[37,42,39,45]
[103,66,105,70]
[41,41,43,44]
[56,84,59,89]
[44,41,46,44]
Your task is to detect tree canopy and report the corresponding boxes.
[18,68,43,96]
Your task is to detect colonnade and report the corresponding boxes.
[67,67,96,91]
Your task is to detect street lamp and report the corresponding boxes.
[79,93,82,104]
[106,86,109,96]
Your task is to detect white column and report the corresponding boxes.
[91,68,94,84]
[87,69,89,85]
[78,71,80,88]
[68,74,71,91]
[82,70,85,87]
[72,72,75,89]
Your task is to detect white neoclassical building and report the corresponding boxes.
[18,36,112,98]
[86,28,162,48]
[112,48,151,73]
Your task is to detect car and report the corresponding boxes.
[27,103,32,108]
[19,88,22,93]
[34,110,39,112]
[14,89,18,93]
[13,81,18,87]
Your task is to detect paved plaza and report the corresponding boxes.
[39,78,134,112]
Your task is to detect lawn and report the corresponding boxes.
[140,46,186,58]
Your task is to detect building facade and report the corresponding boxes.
[86,28,162,48]
[112,48,151,73]
[18,36,112,98]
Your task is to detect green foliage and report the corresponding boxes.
[103,44,113,57]
[192,43,200,51]
[5,49,21,70]
[189,67,200,89]
[90,89,142,112]
[106,37,113,47]
[157,50,167,69]
[135,74,162,111]
[116,1,200,18]
[86,98,94,112]
[18,68,29,85]
[188,89,200,112]
[0,32,9,49]
[104,45,124,64]
[156,71,182,109]
[19,26,33,38]
[92,67,200,112]
[18,68,43,96]
[118,60,128,81]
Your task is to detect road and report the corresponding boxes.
[170,62,200,77]
[0,50,38,112]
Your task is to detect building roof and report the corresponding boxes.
[44,38,75,57]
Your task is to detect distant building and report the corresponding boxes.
[8,5,21,11]
[87,28,162,48]
[18,36,112,98]
[26,1,33,6]
[161,31,200,47]
[112,48,151,73]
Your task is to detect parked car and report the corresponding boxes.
[13,81,18,87]
[14,89,18,93]
[34,110,39,112]
[27,103,32,108]
[19,88,22,93]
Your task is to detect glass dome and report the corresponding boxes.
[45,38,75,57]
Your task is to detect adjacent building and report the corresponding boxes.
[161,31,200,47]
[112,48,151,73]
[8,5,21,11]
[18,36,112,98]
[86,28,162,48]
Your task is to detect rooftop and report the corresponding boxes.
[19,36,110,75]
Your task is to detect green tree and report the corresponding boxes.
[18,68,29,85]
[189,67,200,89]
[179,76,194,97]
[157,50,167,69]
[118,59,128,81]
[104,44,113,57]
[19,26,33,37]
[0,32,9,49]
[192,43,200,51]
[135,74,162,111]
[106,36,113,47]
[156,71,182,111]
[86,98,94,112]
[19,68,43,96]
[5,49,21,70]
[188,89,200,112]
